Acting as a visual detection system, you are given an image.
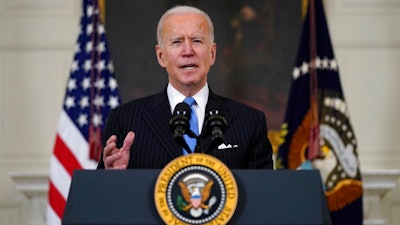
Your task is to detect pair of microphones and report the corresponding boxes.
[170,101,227,154]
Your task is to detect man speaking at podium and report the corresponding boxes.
[97,5,273,170]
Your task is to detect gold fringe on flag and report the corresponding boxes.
[302,0,309,19]
[98,0,106,24]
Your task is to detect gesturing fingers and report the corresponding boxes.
[103,132,135,170]
[103,135,117,157]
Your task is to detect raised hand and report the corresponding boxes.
[103,131,135,169]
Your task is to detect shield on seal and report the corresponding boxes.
[191,189,201,208]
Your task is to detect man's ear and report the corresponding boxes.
[210,42,217,66]
[155,45,166,68]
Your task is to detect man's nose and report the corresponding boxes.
[182,41,194,55]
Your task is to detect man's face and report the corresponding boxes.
[156,13,216,95]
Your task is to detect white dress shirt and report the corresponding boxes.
[167,83,209,134]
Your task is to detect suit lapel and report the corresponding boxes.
[142,89,183,159]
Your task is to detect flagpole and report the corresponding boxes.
[88,0,102,161]
[308,0,320,160]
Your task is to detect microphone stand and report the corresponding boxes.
[186,130,202,154]
[194,136,202,153]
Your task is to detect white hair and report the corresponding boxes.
[156,5,215,45]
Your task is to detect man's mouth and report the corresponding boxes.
[180,64,198,69]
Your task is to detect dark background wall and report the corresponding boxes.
[105,0,301,130]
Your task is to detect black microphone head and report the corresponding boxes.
[170,102,192,153]
[170,102,191,132]
[205,111,227,132]
[205,103,227,133]
[174,102,191,115]
[204,102,227,148]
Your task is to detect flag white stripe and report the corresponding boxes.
[49,155,72,200]
[46,204,61,225]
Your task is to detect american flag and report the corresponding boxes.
[276,0,363,224]
[46,0,121,224]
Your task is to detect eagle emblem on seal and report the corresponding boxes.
[177,173,217,218]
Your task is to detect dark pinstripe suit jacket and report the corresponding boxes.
[97,88,273,169]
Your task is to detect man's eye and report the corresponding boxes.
[172,41,181,45]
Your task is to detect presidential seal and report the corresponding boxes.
[154,153,238,225]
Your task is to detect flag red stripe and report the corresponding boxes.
[48,181,67,219]
[54,135,83,176]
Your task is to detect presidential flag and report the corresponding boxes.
[276,0,363,224]
[46,0,121,224]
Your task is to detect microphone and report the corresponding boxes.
[204,103,227,151]
[170,102,192,152]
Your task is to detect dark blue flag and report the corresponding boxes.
[276,0,363,224]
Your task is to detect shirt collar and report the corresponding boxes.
[167,83,209,113]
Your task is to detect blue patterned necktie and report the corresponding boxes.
[183,97,199,154]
